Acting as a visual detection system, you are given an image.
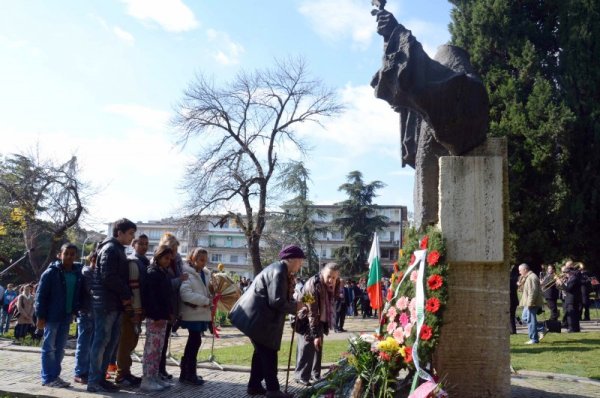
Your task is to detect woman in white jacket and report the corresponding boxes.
[179,248,212,386]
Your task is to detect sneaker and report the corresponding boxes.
[140,377,166,392]
[153,376,173,389]
[99,379,120,392]
[43,379,70,388]
[294,379,311,386]
[539,327,548,340]
[115,373,142,387]
[73,375,88,384]
[524,340,538,345]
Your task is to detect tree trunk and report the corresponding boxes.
[248,234,263,277]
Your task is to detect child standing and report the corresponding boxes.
[35,243,81,388]
[15,284,35,340]
[140,245,174,392]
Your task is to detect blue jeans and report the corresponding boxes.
[1,307,11,333]
[522,307,544,343]
[41,321,71,384]
[88,309,121,385]
[74,312,95,378]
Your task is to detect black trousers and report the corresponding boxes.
[566,304,580,332]
[183,330,202,361]
[335,305,347,331]
[545,299,559,321]
[249,339,279,392]
[159,323,172,373]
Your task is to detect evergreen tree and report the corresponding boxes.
[447,1,600,270]
[333,171,388,274]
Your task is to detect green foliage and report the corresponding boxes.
[334,171,388,274]
[449,1,600,272]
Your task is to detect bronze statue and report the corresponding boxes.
[371,5,489,228]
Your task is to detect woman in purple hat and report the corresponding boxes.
[229,245,306,398]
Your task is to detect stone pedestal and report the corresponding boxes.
[434,138,510,397]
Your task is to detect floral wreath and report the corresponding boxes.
[300,226,448,398]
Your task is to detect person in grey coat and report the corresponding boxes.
[229,245,305,398]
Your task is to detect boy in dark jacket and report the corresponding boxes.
[35,243,82,388]
[87,218,136,393]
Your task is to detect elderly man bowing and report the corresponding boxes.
[229,245,305,398]
[294,262,340,386]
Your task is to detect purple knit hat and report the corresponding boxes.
[278,245,306,260]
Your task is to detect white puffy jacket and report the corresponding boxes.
[179,263,212,322]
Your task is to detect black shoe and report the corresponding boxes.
[247,385,267,395]
[159,370,173,380]
[99,380,120,392]
[115,373,141,387]
[339,328,347,332]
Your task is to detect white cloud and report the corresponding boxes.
[120,0,199,32]
[112,26,135,46]
[0,34,42,57]
[104,104,171,130]
[298,0,378,49]
[206,29,245,65]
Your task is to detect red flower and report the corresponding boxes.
[427,274,443,290]
[420,324,433,341]
[425,297,441,313]
[404,346,413,363]
[409,254,416,265]
[379,352,391,361]
[397,271,404,281]
[420,235,429,249]
[427,250,440,266]
[393,262,399,273]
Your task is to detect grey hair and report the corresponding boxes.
[518,263,529,271]
[321,262,340,273]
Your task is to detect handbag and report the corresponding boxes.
[292,307,309,335]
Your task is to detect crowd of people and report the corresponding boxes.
[510,260,598,344]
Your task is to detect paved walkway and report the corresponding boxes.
[0,317,598,397]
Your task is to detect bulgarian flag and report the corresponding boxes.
[367,232,383,310]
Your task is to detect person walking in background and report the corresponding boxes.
[73,250,97,385]
[509,265,520,334]
[294,262,340,386]
[115,234,149,387]
[541,264,560,321]
[140,245,175,392]
[1,283,18,335]
[87,218,136,393]
[518,263,545,344]
[178,247,212,386]
[229,245,305,398]
[15,284,35,340]
[334,278,350,333]
[577,262,592,321]
[35,243,82,388]
[156,232,188,381]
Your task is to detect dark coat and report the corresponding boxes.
[541,274,559,301]
[91,237,132,312]
[564,272,581,305]
[35,261,82,322]
[143,265,173,321]
[228,261,296,351]
[79,265,94,314]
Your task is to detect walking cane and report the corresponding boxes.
[285,320,296,394]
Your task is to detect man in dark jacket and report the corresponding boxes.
[35,243,82,388]
[87,218,136,393]
[334,279,350,332]
[541,265,560,321]
[294,263,340,386]
[563,265,581,332]
[229,245,305,398]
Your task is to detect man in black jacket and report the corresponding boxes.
[87,218,136,393]
[541,265,560,321]
[229,245,305,398]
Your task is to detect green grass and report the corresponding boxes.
[197,332,600,380]
[196,339,350,367]
[510,331,600,379]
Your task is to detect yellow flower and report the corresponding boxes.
[302,294,316,304]
[377,336,400,352]
[398,346,406,358]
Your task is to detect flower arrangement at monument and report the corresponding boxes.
[300,226,449,398]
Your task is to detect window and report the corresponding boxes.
[230,255,239,263]
[148,230,162,239]
[331,230,343,240]
[211,253,222,262]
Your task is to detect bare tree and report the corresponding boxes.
[174,57,343,276]
[0,152,86,279]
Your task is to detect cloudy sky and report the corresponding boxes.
[0,0,452,231]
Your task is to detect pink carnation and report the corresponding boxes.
[404,323,413,338]
[409,298,417,311]
[387,306,398,322]
[387,321,398,335]
[393,327,405,344]
[396,296,410,311]
[410,270,418,283]
[399,312,410,327]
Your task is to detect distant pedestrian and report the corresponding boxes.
[15,284,35,339]
[1,283,18,334]
[518,263,544,344]
[35,243,82,388]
